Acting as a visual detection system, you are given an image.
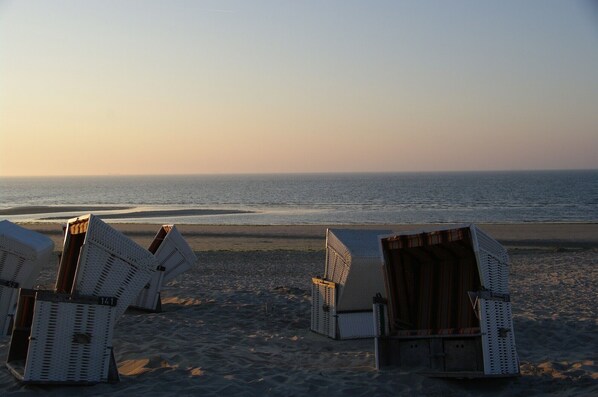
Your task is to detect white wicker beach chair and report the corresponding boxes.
[0,220,54,335]
[131,225,197,312]
[373,224,520,378]
[6,214,158,384]
[311,229,392,339]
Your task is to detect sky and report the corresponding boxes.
[1,0,597,176]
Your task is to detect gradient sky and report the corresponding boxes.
[1,0,597,176]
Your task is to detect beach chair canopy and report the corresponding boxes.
[0,220,54,270]
[325,228,392,312]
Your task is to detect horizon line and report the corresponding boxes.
[1,168,597,178]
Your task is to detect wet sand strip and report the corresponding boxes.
[0,205,132,215]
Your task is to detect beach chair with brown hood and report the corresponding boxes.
[373,224,520,378]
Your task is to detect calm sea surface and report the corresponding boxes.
[1,171,597,224]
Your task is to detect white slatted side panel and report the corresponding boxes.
[474,227,509,264]
[0,251,27,284]
[337,312,375,339]
[477,250,510,294]
[158,227,197,283]
[131,269,165,311]
[75,242,155,318]
[479,300,519,375]
[326,252,349,286]
[311,280,336,338]
[472,227,510,291]
[25,300,115,383]
[0,285,19,334]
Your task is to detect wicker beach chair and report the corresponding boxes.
[6,214,158,384]
[131,225,197,312]
[311,228,392,339]
[373,224,520,378]
[0,221,54,335]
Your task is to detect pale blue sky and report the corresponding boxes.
[1,1,597,176]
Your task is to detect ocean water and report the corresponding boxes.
[1,171,597,224]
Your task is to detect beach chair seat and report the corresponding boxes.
[0,220,54,335]
[6,214,157,384]
[130,225,197,312]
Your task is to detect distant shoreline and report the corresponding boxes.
[0,206,254,220]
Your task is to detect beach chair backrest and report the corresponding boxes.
[56,215,157,318]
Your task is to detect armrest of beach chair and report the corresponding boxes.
[310,277,337,338]
[372,293,389,337]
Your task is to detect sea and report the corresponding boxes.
[1,170,597,225]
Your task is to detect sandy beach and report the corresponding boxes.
[0,222,596,396]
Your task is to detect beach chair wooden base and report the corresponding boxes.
[375,333,486,376]
[7,350,120,385]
